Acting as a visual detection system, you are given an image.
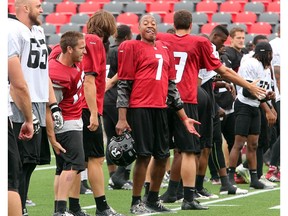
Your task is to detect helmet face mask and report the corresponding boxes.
[108,131,137,166]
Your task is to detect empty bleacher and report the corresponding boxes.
[7,0,280,45]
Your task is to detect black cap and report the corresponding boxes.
[255,41,272,54]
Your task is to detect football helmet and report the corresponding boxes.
[108,131,137,166]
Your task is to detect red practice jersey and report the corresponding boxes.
[49,45,84,120]
[118,40,176,108]
[82,34,106,115]
[157,33,222,104]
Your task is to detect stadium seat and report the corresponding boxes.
[69,0,86,5]
[211,12,232,25]
[125,2,147,16]
[231,0,248,11]
[45,12,70,33]
[135,0,155,13]
[163,12,174,25]
[59,23,82,34]
[42,2,55,16]
[195,1,218,23]
[174,1,195,13]
[70,13,90,27]
[42,23,57,36]
[85,0,109,8]
[244,33,255,44]
[250,0,272,8]
[45,0,62,7]
[47,33,62,46]
[157,23,174,33]
[244,2,265,15]
[219,1,242,21]
[147,1,172,19]
[234,11,257,32]
[116,12,139,26]
[130,23,140,34]
[82,25,87,33]
[248,22,272,35]
[8,4,16,14]
[258,12,280,25]
[191,23,200,35]
[267,1,280,14]
[55,1,77,21]
[227,23,247,33]
[191,12,208,25]
[267,33,277,41]
[200,22,219,35]
[78,1,102,16]
[145,13,162,24]
[103,1,125,16]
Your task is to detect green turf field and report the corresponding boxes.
[27,155,280,216]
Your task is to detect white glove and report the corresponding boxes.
[32,113,40,134]
[49,103,64,130]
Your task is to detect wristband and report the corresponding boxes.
[180,116,188,121]
[49,103,61,113]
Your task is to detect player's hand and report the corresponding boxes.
[49,103,64,130]
[87,112,99,131]
[266,110,276,127]
[18,121,34,141]
[266,91,275,100]
[250,80,267,100]
[116,119,131,135]
[51,140,66,155]
[182,117,201,137]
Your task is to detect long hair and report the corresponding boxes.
[253,51,272,68]
[86,10,117,44]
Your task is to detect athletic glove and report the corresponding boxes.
[32,113,40,134]
[49,103,64,130]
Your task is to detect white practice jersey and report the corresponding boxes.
[198,43,218,84]
[8,18,49,103]
[237,57,273,107]
[270,37,281,102]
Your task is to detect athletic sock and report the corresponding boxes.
[69,197,81,213]
[195,175,205,191]
[95,196,109,212]
[183,187,196,202]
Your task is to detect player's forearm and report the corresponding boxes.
[45,104,57,143]
[84,77,98,115]
[8,57,33,123]
[48,78,58,105]
[215,65,252,91]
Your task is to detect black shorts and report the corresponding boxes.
[167,107,176,149]
[127,108,170,159]
[8,118,22,192]
[173,104,201,154]
[39,128,51,165]
[234,99,261,136]
[103,104,118,165]
[82,108,104,161]
[12,122,42,165]
[54,130,85,175]
[197,87,213,149]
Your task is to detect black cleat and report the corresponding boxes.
[181,199,209,210]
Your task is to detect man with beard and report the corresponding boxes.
[8,0,64,215]
[115,14,200,214]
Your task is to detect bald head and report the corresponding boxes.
[14,0,43,27]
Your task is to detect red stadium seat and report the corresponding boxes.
[55,1,77,19]
[147,1,173,19]
[163,12,174,25]
[219,1,242,21]
[234,11,257,32]
[45,12,70,33]
[131,23,140,34]
[78,1,102,16]
[116,12,139,27]
[201,22,219,35]
[85,0,109,8]
[230,0,249,11]
[267,1,280,14]
[137,0,156,12]
[195,1,218,23]
[248,22,272,35]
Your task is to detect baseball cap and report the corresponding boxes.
[255,41,272,54]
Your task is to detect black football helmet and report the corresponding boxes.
[108,131,137,166]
